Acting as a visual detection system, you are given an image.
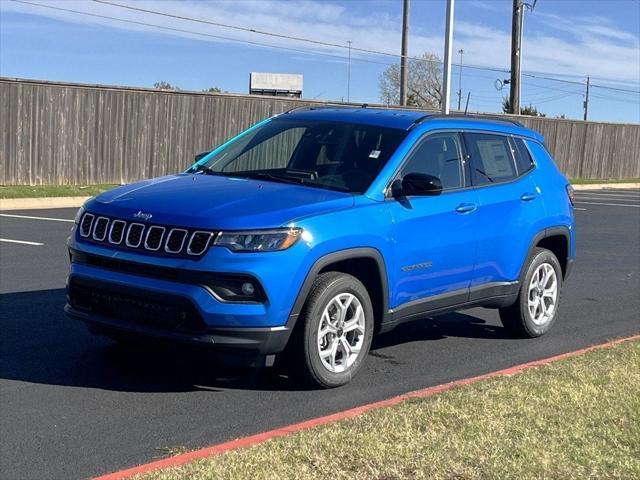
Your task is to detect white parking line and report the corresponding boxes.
[575,201,640,208]
[575,192,640,198]
[574,207,587,211]
[0,238,44,246]
[589,189,640,194]
[575,196,640,202]
[0,213,74,223]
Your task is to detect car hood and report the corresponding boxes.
[87,173,355,229]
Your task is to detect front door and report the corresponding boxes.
[388,132,478,311]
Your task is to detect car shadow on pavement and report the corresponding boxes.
[372,312,511,350]
[1,288,510,393]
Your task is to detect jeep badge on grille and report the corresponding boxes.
[133,211,153,221]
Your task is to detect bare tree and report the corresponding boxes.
[379,53,442,108]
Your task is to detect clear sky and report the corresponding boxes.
[1,0,639,123]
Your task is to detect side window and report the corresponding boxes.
[512,137,535,175]
[401,133,464,191]
[464,133,518,185]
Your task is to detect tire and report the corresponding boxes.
[289,272,374,388]
[499,247,563,338]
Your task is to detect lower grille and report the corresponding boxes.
[69,278,206,332]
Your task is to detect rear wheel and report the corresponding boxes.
[499,247,562,338]
[290,272,374,388]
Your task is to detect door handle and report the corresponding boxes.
[455,203,477,214]
[520,193,538,202]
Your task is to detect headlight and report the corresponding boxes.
[213,228,302,252]
[74,205,86,224]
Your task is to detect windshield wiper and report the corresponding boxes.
[233,172,306,186]
[192,164,224,176]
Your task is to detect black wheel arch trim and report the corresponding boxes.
[286,247,389,329]
[521,225,572,282]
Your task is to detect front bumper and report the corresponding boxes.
[64,242,307,354]
[65,304,291,354]
[65,274,292,354]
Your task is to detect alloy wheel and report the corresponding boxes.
[527,262,558,326]
[316,293,366,373]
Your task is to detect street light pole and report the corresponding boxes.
[457,48,464,111]
[441,0,455,114]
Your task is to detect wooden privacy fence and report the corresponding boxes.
[1,77,639,185]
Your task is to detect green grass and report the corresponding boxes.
[570,178,640,185]
[0,184,119,199]
[138,339,640,480]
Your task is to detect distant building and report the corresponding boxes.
[249,72,303,98]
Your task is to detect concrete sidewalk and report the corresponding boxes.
[1,183,638,211]
[0,196,90,211]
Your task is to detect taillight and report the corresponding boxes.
[566,184,575,206]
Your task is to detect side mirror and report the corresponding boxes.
[194,151,211,162]
[393,172,443,197]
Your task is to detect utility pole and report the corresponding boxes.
[457,48,464,110]
[347,40,352,103]
[442,0,455,114]
[583,75,590,121]
[509,0,523,115]
[400,0,410,106]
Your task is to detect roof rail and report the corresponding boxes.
[407,114,432,130]
[424,113,525,127]
[283,104,357,115]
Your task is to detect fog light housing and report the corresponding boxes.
[203,276,266,303]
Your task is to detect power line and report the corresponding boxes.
[93,0,640,96]
[590,93,640,104]
[521,87,583,100]
[9,0,396,68]
[521,91,583,104]
[7,0,501,78]
[522,81,585,95]
[522,72,639,94]
[11,0,640,96]
[590,83,640,95]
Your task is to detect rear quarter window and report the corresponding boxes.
[464,133,518,185]
[513,137,535,175]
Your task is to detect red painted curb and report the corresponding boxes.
[94,334,640,480]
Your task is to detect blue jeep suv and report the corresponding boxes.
[66,107,575,387]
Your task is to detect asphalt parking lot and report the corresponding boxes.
[1,189,639,480]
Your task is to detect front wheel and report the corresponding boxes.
[499,247,563,338]
[290,272,374,388]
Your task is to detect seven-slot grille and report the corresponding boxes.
[78,212,216,257]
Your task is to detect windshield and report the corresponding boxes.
[192,118,408,193]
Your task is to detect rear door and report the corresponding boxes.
[388,132,479,310]
[463,132,546,295]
